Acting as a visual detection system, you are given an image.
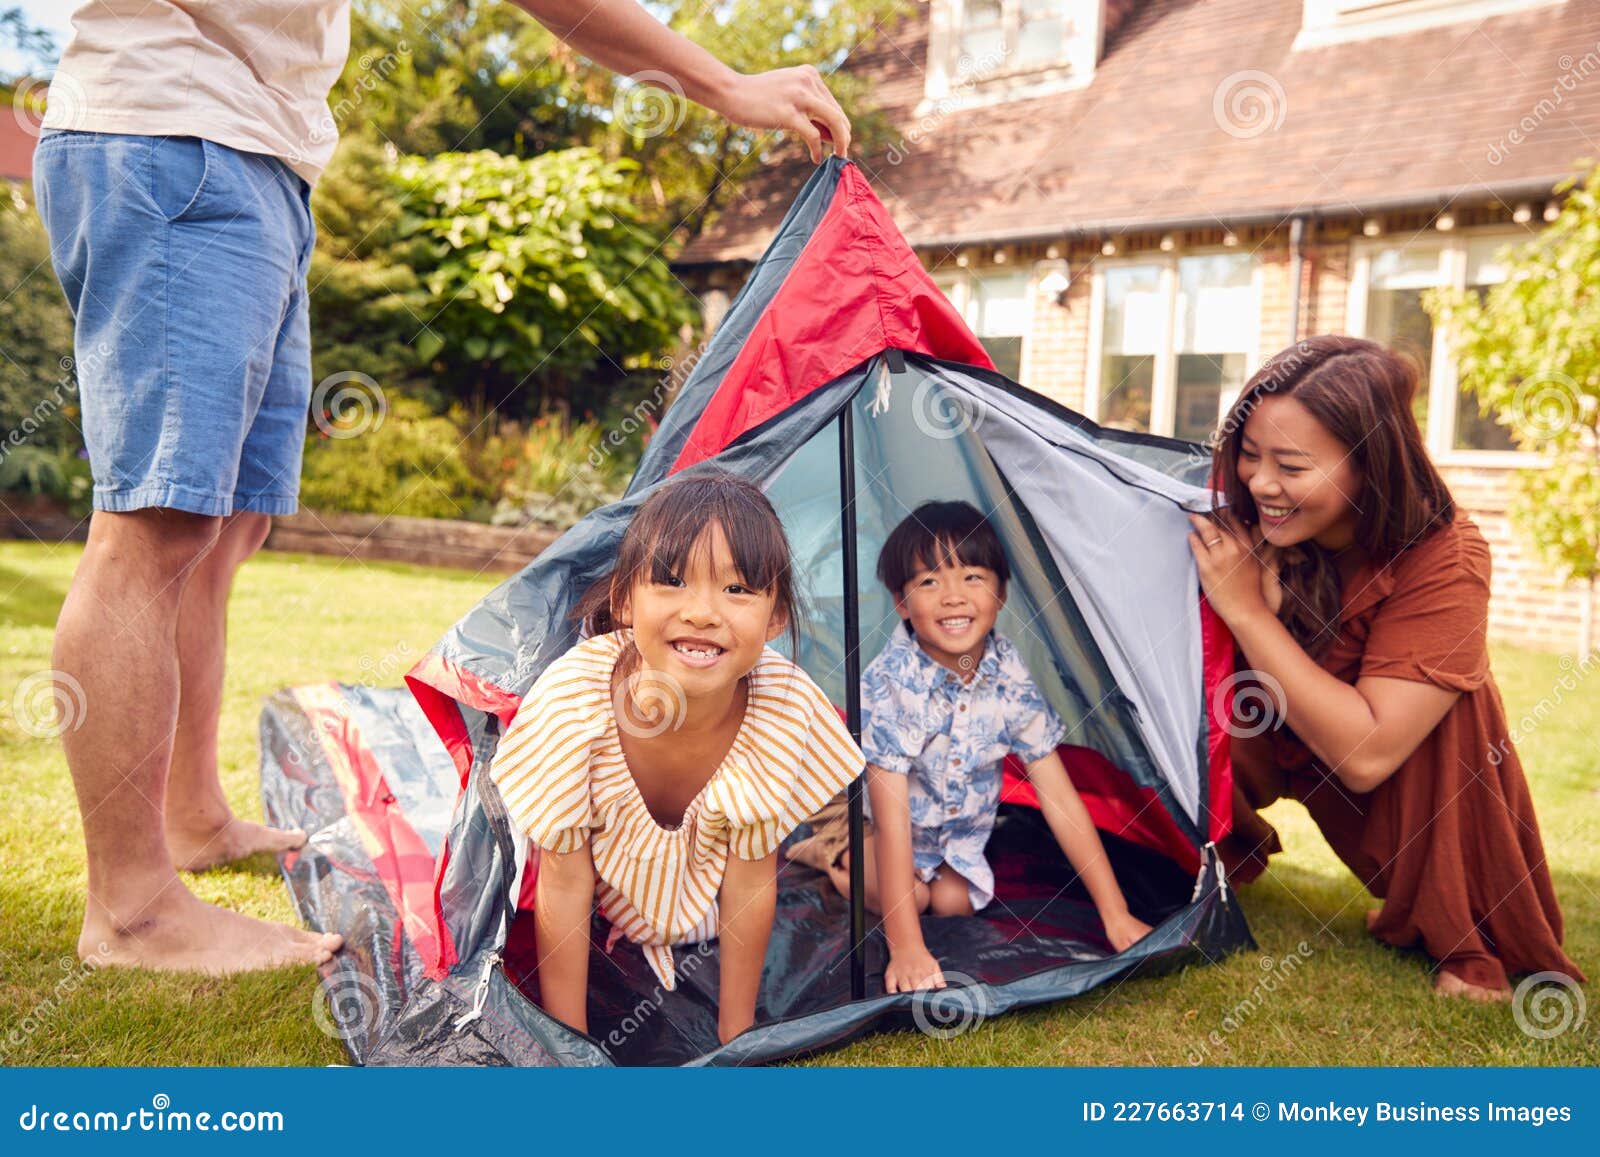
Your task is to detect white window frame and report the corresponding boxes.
[1085,251,1263,437]
[1346,229,1542,467]
[934,266,1036,384]
[922,0,1105,112]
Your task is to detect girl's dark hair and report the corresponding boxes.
[572,471,801,675]
[877,500,1010,596]
[1211,334,1455,656]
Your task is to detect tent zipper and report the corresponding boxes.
[453,950,501,1030]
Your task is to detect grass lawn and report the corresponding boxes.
[1,539,1595,1066]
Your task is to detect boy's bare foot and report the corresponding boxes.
[1433,969,1511,1002]
[81,884,341,974]
[168,817,307,872]
[1365,907,1381,932]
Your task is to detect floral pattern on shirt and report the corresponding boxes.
[861,625,1065,910]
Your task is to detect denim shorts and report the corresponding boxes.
[32,130,316,516]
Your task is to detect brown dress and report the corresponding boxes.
[1220,515,1585,991]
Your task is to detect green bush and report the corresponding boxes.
[298,396,493,519]
[0,191,79,457]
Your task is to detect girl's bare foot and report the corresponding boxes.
[1433,969,1512,1002]
[168,817,307,872]
[81,883,341,974]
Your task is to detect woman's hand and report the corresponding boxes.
[1187,511,1269,626]
[884,946,945,993]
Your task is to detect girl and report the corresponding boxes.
[1191,334,1584,1001]
[489,471,864,1042]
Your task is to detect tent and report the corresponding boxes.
[260,158,1254,1067]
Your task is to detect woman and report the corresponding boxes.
[1189,334,1583,1001]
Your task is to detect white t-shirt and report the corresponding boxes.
[44,1,352,186]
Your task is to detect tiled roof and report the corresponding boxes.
[680,0,1600,263]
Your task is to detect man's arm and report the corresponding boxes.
[509,0,852,161]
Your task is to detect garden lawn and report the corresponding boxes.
[1,540,1595,1066]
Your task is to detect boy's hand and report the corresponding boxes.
[885,947,946,993]
[1103,909,1154,953]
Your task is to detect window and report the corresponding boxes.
[1089,253,1259,439]
[1349,232,1527,457]
[1295,1,1563,50]
[1174,254,1255,442]
[935,269,1031,381]
[924,1,1104,108]
[1097,264,1162,432]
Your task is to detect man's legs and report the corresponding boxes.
[59,507,340,971]
[164,511,306,871]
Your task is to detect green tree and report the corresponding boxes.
[0,191,78,458]
[1429,164,1600,657]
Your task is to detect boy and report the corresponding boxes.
[803,501,1152,992]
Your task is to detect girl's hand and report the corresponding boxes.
[884,947,945,993]
[718,1008,754,1045]
[1187,511,1268,626]
[1102,909,1154,953]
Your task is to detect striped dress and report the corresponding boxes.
[489,629,864,990]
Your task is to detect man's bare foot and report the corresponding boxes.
[1433,969,1512,1002]
[168,817,307,872]
[81,884,341,974]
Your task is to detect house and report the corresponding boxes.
[677,0,1600,653]
[0,101,39,183]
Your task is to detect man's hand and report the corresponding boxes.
[714,65,851,162]
[884,946,945,993]
[511,1,852,162]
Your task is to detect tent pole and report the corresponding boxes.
[839,398,867,1002]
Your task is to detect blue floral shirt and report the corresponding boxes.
[861,625,1066,910]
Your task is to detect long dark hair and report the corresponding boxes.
[1211,335,1455,656]
[573,470,802,679]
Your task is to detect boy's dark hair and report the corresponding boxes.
[876,500,1009,596]
[573,470,802,667]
